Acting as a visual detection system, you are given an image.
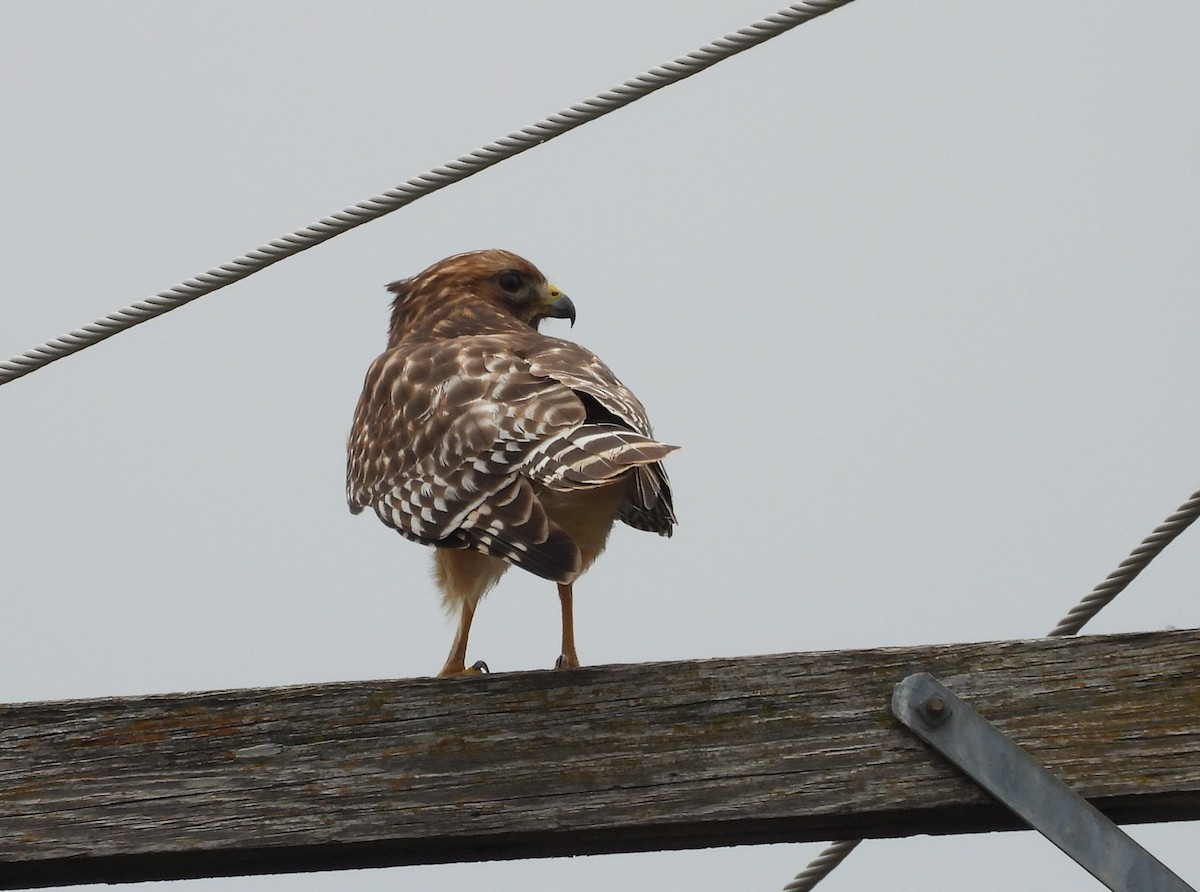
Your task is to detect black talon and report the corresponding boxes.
[470,660,490,674]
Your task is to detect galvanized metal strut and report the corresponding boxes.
[891,672,1194,892]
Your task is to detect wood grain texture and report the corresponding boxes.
[3,630,1200,888]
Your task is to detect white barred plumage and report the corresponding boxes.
[347,250,676,676]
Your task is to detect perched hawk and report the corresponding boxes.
[347,250,677,676]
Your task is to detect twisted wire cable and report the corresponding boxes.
[1048,487,1200,637]
[781,487,1200,891]
[0,0,855,387]
[781,840,861,892]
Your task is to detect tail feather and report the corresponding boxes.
[620,462,676,535]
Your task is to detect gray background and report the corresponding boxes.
[3,1,1199,889]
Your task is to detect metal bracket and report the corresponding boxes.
[891,672,1194,892]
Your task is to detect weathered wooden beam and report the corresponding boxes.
[2,630,1199,889]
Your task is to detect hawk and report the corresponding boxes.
[347,250,677,676]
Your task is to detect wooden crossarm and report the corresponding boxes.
[3,629,1199,888]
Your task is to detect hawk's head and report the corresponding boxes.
[386,249,576,345]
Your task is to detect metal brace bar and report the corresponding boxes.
[891,672,1194,892]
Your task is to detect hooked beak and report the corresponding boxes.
[543,285,576,327]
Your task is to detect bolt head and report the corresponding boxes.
[921,694,948,722]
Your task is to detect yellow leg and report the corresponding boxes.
[438,601,477,677]
[555,582,580,670]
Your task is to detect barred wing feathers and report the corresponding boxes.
[527,339,677,535]
[346,333,676,583]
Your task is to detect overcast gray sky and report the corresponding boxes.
[4,1,1200,890]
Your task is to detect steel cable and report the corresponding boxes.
[781,840,861,892]
[1048,488,1200,637]
[0,0,854,387]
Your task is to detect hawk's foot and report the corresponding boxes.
[437,660,489,678]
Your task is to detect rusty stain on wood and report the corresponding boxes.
[2,629,1200,888]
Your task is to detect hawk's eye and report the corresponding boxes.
[497,271,523,293]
